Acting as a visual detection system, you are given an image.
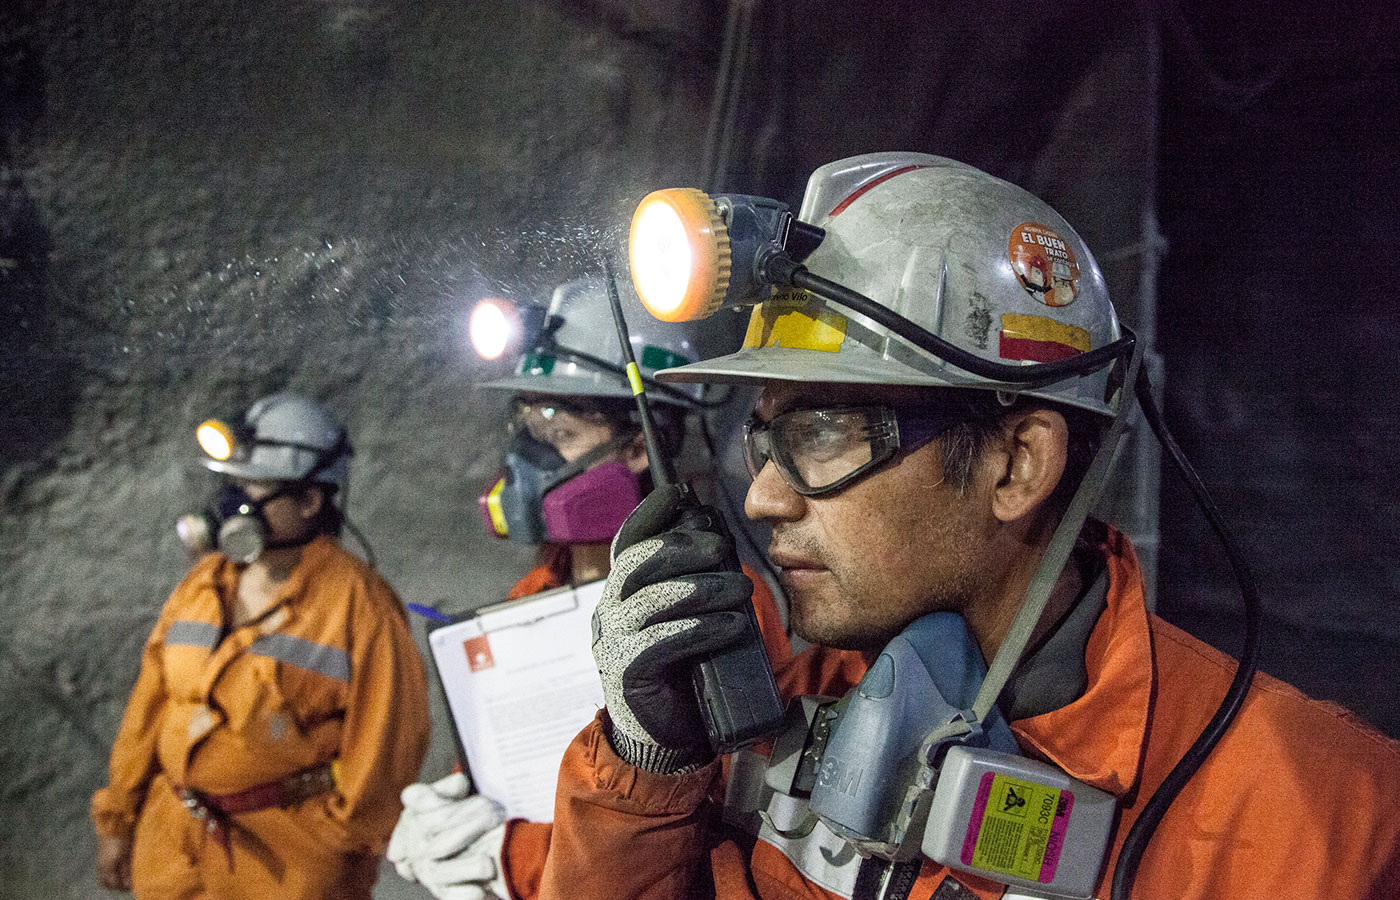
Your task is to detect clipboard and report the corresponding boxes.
[426,579,606,822]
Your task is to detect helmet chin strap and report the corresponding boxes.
[966,343,1142,732]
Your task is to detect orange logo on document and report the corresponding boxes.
[464,635,495,672]
[1009,222,1079,308]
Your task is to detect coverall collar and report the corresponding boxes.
[1009,526,1154,798]
[210,535,340,632]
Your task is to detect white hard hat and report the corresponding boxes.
[483,276,704,405]
[202,393,351,491]
[657,152,1124,417]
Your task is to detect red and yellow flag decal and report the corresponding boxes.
[999,313,1090,363]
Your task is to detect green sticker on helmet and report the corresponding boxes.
[520,352,556,376]
[640,345,688,372]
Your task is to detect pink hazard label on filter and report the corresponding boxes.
[1040,789,1074,882]
[961,771,1076,884]
[960,771,996,865]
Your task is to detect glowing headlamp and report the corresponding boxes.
[196,419,237,461]
[628,189,826,323]
[468,298,549,362]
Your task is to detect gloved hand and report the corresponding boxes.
[592,483,755,773]
[387,773,508,900]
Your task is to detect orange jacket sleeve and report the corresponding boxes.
[537,712,721,900]
[318,580,431,855]
[497,566,794,900]
[91,607,175,839]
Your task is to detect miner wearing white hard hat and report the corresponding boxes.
[386,277,791,900]
[496,155,1400,900]
[92,393,429,899]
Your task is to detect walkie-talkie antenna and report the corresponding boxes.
[602,257,677,487]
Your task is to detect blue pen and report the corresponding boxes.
[406,603,453,623]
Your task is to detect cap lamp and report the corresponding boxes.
[196,419,236,462]
[628,189,826,323]
[469,298,549,362]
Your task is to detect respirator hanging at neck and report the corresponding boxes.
[750,347,1142,898]
[479,431,643,545]
[755,612,1115,899]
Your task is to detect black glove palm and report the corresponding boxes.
[591,484,755,772]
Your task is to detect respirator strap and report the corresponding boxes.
[263,534,317,552]
[969,344,1143,729]
[539,432,636,494]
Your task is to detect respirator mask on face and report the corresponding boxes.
[479,429,643,545]
[176,482,305,565]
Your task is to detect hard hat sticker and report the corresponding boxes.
[961,771,1073,884]
[1009,223,1079,308]
[640,344,690,372]
[742,289,847,353]
[520,352,556,376]
[999,313,1090,363]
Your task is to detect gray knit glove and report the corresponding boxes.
[591,484,755,773]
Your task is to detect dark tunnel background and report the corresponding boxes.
[1,1,1397,896]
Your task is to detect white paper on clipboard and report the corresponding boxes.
[426,579,605,823]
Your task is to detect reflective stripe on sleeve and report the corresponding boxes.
[165,620,220,649]
[249,633,351,682]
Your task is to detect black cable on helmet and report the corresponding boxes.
[784,264,1136,388]
[286,430,379,568]
[543,342,729,409]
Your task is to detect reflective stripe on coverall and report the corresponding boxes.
[499,528,1400,900]
[92,536,431,900]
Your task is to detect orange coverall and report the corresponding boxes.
[500,529,1400,900]
[92,536,430,900]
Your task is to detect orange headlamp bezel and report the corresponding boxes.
[628,188,733,323]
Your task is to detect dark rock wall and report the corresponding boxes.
[1154,4,1400,737]
[0,2,1394,897]
[0,2,720,895]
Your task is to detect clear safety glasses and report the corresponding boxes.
[742,404,970,497]
[511,398,612,439]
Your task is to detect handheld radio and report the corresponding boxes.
[601,259,786,753]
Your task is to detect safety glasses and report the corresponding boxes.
[742,404,971,497]
[510,398,616,445]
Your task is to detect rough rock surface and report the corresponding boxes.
[1,2,1396,898]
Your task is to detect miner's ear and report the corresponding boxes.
[987,408,1068,524]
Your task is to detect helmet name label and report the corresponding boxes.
[742,291,847,353]
[1009,223,1079,308]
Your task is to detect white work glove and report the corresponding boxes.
[387,772,509,900]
